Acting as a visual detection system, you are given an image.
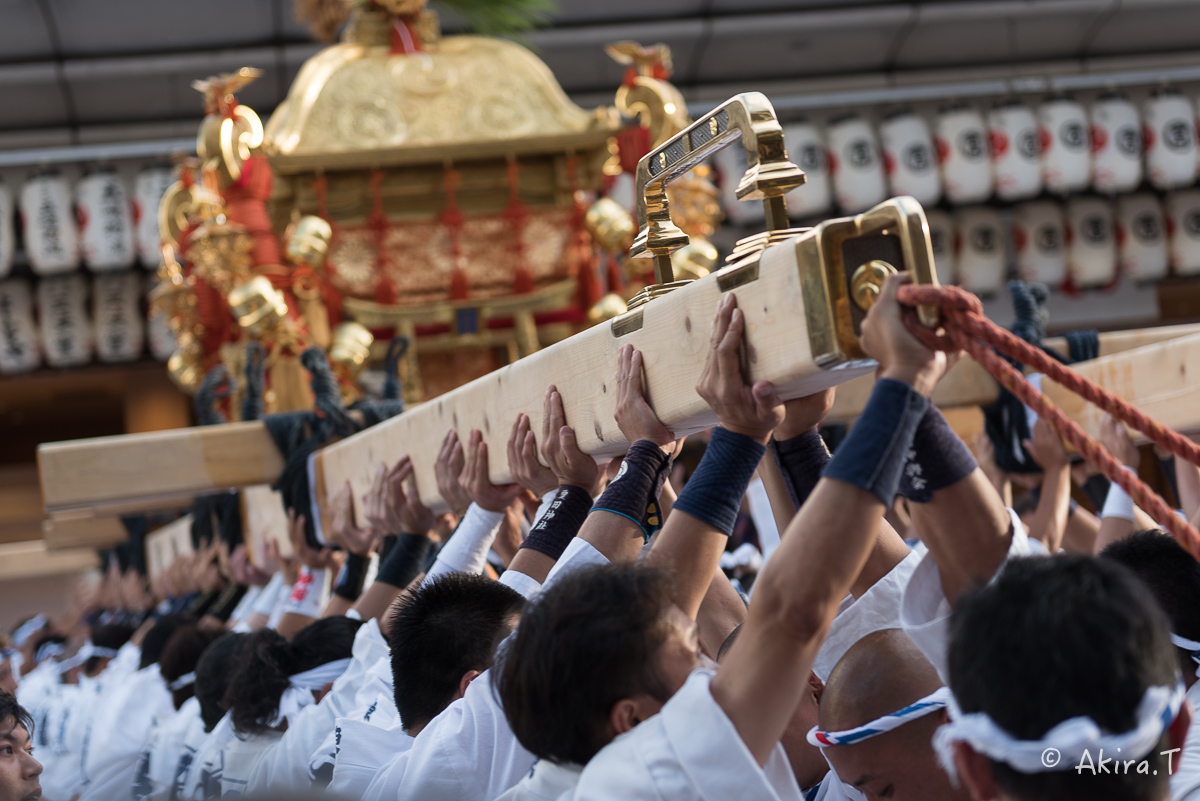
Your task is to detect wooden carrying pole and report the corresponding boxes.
[825,322,1200,423]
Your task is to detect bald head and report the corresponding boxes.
[820,628,943,733]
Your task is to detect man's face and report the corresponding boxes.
[0,720,41,801]
[822,713,969,801]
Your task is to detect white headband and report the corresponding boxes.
[56,641,118,674]
[808,687,951,747]
[34,642,63,664]
[12,616,47,648]
[933,683,1185,775]
[1171,633,1200,678]
[263,658,353,730]
[169,671,196,691]
[289,658,352,690]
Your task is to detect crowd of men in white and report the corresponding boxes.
[3,274,1200,801]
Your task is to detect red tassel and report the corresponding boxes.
[504,159,533,294]
[368,170,397,304]
[440,167,469,300]
[616,125,652,175]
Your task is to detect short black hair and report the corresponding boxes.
[389,573,525,732]
[86,623,136,676]
[225,616,363,735]
[949,555,1179,801]
[0,691,33,740]
[159,624,222,711]
[496,564,675,766]
[140,614,195,670]
[195,632,247,731]
[1101,529,1200,664]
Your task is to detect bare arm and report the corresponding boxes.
[697,566,747,660]
[711,273,948,765]
[645,294,783,620]
[1093,415,1143,553]
[1021,418,1071,554]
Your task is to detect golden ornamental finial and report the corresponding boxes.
[192,67,263,116]
[605,41,673,79]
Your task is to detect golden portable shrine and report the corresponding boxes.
[151,0,721,414]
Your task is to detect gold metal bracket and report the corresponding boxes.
[850,259,898,311]
[629,92,806,289]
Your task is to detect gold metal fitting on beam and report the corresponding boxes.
[850,260,898,311]
[228,276,289,335]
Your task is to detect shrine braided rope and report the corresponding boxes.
[896,283,1200,561]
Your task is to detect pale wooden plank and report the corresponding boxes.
[241,485,292,560]
[145,516,194,584]
[319,241,878,518]
[0,541,99,581]
[42,513,128,550]
[38,421,284,514]
[826,323,1200,423]
[1042,332,1200,444]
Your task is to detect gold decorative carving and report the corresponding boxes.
[265,37,618,169]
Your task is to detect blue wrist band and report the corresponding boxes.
[823,378,928,505]
[591,440,672,541]
[673,427,767,537]
[898,405,979,503]
[772,428,830,509]
[520,485,592,561]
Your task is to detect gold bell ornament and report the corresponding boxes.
[585,198,636,253]
[328,322,375,403]
[284,215,335,348]
[228,275,289,337]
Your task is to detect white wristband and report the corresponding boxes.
[1101,467,1138,522]
[423,503,505,584]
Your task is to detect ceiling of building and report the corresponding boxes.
[3,0,1200,150]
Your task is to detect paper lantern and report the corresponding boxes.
[713,143,765,226]
[879,110,941,205]
[924,208,957,286]
[936,105,992,204]
[1115,193,1168,282]
[77,169,135,272]
[1090,93,1142,194]
[145,273,177,363]
[20,172,79,276]
[783,121,832,218]
[826,114,887,214]
[0,183,12,280]
[1144,89,1197,191]
[37,273,91,367]
[1065,196,1117,288]
[92,271,144,363]
[1013,201,1066,286]
[134,167,175,268]
[956,206,1007,295]
[1166,190,1200,276]
[0,279,41,375]
[1038,97,1091,194]
[988,101,1042,201]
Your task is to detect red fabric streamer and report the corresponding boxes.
[390,16,424,54]
[565,156,601,309]
[224,156,281,266]
[616,125,652,175]
[896,283,1200,559]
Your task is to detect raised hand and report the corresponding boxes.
[1100,413,1140,469]
[286,507,339,571]
[460,429,524,513]
[614,344,673,447]
[507,413,557,497]
[435,430,472,517]
[860,272,949,397]
[1023,417,1068,472]
[774,389,836,441]
[541,385,603,492]
[333,481,379,557]
[695,293,784,444]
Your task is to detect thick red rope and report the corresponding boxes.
[896,283,1200,560]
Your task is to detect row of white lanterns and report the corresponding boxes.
[0,272,172,375]
[926,190,1200,295]
[715,90,1200,222]
[0,166,174,277]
